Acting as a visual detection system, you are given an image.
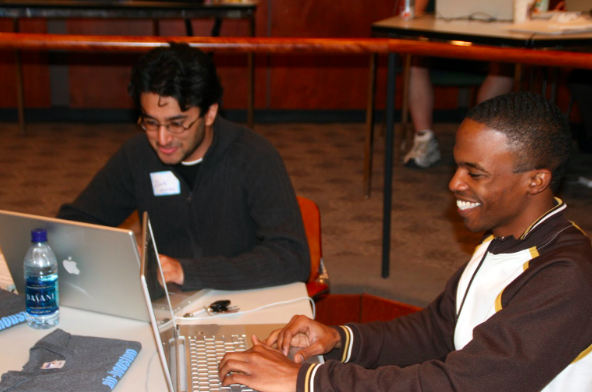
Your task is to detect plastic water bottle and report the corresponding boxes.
[24,228,59,329]
[401,0,415,19]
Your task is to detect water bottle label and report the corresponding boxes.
[25,276,58,316]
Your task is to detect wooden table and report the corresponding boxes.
[0,0,258,133]
[373,15,592,48]
[370,14,592,278]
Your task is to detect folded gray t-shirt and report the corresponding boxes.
[0,329,142,392]
[0,289,26,332]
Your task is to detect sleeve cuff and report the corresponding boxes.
[323,325,354,363]
[296,362,322,392]
[178,258,202,290]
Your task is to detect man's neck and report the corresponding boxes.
[496,194,557,239]
[184,123,214,163]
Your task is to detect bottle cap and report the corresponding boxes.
[31,228,47,242]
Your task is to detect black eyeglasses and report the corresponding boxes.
[138,115,199,135]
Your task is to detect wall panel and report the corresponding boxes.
[0,18,50,108]
[0,19,19,108]
[268,0,395,110]
[65,13,261,109]
[0,1,576,115]
[67,19,151,108]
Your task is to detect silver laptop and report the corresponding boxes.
[0,209,149,321]
[140,212,321,392]
[436,0,514,21]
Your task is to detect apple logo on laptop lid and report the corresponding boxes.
[62,256,80,275]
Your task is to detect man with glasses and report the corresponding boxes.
[58,43,310,291]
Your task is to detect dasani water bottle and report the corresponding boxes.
[24,228,59,329]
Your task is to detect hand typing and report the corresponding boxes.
[264,315,341,364]
[219,336,299,392]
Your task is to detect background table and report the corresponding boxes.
[0,0,258,133]
[372,15,592,47]
[0,282,312,391]
[371,14,592,278]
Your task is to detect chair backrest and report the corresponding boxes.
[297,196,322,284]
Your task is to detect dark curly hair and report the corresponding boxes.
[466,91,572,192]
[128,42,223,116]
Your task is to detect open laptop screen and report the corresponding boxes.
[145,234,167,303]
[140,212,177,392]
[0,210,149,321]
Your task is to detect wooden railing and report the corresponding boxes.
[0,33,391,53]
[0,33,590,70]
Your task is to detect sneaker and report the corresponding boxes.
[403,130,441,169]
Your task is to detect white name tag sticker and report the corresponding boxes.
[150,171,181,196]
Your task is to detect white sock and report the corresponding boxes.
[416,130,433,138]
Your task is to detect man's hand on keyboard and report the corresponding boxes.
[264,315,341,363]
[219,335,299,392]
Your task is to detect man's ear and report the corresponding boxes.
[527,169,552,195]
[204,103,219,127]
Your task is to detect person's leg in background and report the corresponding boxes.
[409,65,434,133]
[402,0,441,168]
[404,61,441,169]
[476,63,514,104]
[405,61,514,169]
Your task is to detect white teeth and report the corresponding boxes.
[457,200,481,210]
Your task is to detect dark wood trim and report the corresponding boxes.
[0,34,590,72]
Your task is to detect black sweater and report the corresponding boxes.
[58,117,310,290]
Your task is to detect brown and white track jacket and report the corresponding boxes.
[299,199,592,392]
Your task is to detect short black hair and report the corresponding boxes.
[466,91,572,192]
[128,42,223,115]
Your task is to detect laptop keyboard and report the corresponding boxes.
[188,334,256,392]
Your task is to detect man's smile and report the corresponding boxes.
[157,145,179,155]
[456,199,481,211]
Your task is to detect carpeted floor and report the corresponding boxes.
[1,120,591,306]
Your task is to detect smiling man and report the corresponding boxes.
[219,92,592,392]
[57,43,310,291]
